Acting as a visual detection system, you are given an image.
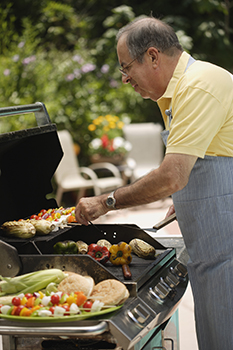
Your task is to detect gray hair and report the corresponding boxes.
[116,17,183,62]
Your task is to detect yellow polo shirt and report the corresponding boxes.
[157,51,233,158]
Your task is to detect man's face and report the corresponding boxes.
[117,36,164,102]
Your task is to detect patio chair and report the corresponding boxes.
[54,130,124,205]
[123,122,164,182]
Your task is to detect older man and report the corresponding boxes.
[75,17,233,350]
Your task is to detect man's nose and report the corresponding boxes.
[122,74,130,84]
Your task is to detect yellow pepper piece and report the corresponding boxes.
[66,295,77,305]
[38,291,44,298]
[109,242,132,266]
[20,307,32,316]
[20,296,28,305]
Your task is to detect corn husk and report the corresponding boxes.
[76,240,88,254]
[129,239,156,259]
[30,219,55,235]
[0,269,66,296]
[1,221,36,239]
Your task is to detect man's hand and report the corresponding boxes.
[165,204,175,218]
[75,194,109,225]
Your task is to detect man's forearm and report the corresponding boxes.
[114,168,175,209]
[113,153,197,209]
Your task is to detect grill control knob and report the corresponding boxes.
[127,304,150,328]
[170,263,188,282]
[165,272,180,288]
[149,281,170,304]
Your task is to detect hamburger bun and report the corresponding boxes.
[57,272,94,297]
[90,279,129,306]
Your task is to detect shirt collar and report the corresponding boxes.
[158,51,191,100]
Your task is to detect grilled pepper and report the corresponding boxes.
[109,242,132,265]
[87,244,110,264]
[53,240,78,254]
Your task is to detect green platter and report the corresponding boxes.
[0,305,122,323]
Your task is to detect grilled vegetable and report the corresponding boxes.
[30,219,55,235]
[96,239,112,250]
[129,239,156,259]
[76,241,88,254]
[1,221,36,239]
[87,244,110,264]
[0,269,66,296]
[109,242,132,266]
[53,241,78,254]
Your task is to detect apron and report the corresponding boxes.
[161,58,233,350]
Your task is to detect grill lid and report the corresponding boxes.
[0,103,63,225]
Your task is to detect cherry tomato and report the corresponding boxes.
[50,294,60,305]
[12,297,21,306]
[0,304,4,313]
[62,304,70,315]
[40,209,47,216]
[30,215,38,220]
[14,305,25,316]
[83,301,93,312]
[49,306,56,314]
[25,293,33,299]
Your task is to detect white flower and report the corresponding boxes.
[90,138,102,149]
[113,137,125,149]
[124,141,132,151]
[113,137,132,152]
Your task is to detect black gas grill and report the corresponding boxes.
[0,103,188,350]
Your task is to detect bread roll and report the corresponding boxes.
[57,272,94,297]
[90,279,129,306]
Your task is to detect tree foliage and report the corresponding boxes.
[0,0,232,165]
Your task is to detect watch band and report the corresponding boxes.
[106,191,116,209]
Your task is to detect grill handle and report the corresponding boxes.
[0,321,108,337]
[0,102,51,126]
[153,212,176,230]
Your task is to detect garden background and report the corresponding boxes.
[0,0,232,166]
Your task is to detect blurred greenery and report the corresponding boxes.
[0,0,232,166]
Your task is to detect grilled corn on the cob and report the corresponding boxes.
[30,219,55,235]
[1,221,36,239]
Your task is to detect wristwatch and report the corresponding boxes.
[106,191,116,209]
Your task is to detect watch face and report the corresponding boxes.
[107,197,114,206]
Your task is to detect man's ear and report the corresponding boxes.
[147,47,159,67]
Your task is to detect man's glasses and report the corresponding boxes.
[119,49,148,77]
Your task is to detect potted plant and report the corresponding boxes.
[88,115,131,165]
